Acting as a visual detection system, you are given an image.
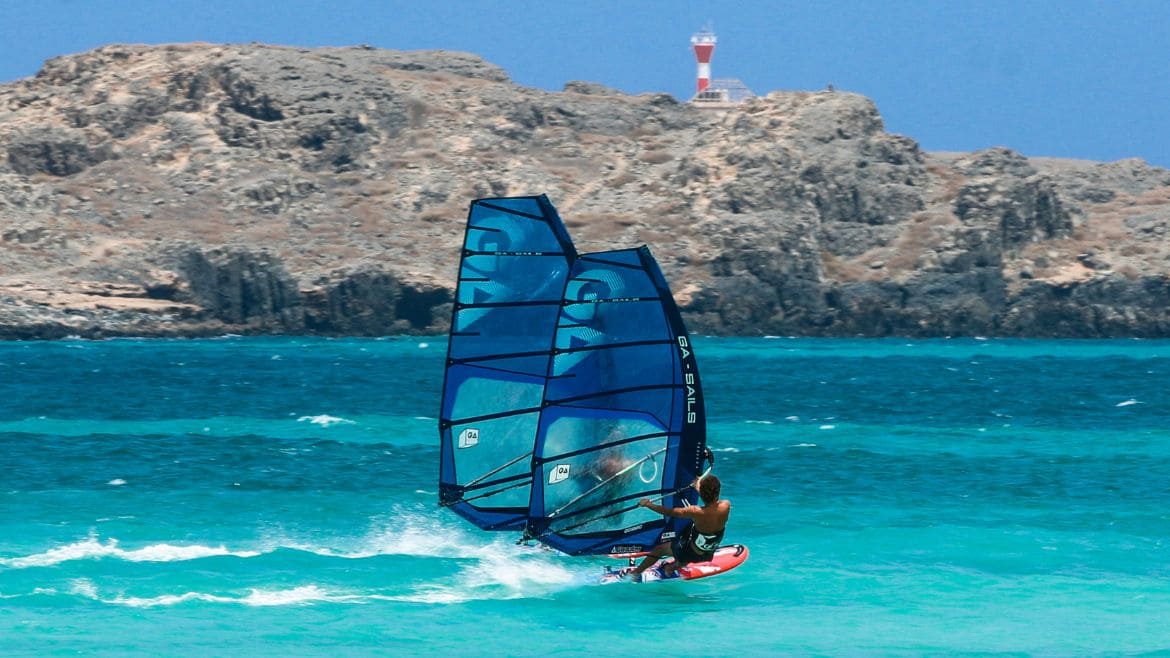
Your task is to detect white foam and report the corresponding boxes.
[112,591,228,607]
[239,585,358,606]
[348,512,488,559]
[296,414,355,427]
[0,536,261,568]
[21,509,584,608]
[745,420,774,425]
[69,578,98,599]
[386,547,577,604]
[418,342,429,349]
[712,447,739,453]
[295,508,577,604]
[257,507,481,561]
[107,478,126,486]
[108,585,359,608]
[819,424,836,430]
[791,443,818,448]
[785,416,800,422]
[1116,399,1142,407]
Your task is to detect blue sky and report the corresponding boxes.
[2,0,1167,167]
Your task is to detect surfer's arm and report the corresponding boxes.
[638,499,701,518]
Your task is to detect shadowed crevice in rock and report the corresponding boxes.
[302,267,450,335]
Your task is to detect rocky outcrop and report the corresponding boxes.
[6,127,115,177]
[176,248,305,330]
[2,43,1170,338]
[303,267,450,335]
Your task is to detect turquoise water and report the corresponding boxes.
[3,337,1170,655]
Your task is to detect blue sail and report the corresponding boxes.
[439,195,577,530]
[525,247,707,556]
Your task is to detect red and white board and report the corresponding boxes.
[599,544,749,584]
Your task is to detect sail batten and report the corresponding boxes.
[546,383,683,406]
[457,299,566,310]
[538,431,674,462]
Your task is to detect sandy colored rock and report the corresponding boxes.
[2,43,1170,338]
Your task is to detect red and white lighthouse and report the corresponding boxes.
[691,28,717,93]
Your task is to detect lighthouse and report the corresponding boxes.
[689,26,755,107]
[691,27,717,93]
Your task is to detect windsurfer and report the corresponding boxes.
[629,474,729,580]
[583,427,633,484]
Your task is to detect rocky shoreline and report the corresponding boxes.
[2,43,1170,339]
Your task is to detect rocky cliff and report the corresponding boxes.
[3,43,1169,338]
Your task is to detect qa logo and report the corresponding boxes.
[457,428,479,449]
[548,463,571,484]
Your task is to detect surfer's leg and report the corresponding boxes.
[629,542,670,577]
[664,539,704,577]
[660,559,680,577]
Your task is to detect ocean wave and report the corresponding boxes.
[4,509,582,605]
[0,414,433,444]
[23,573,577,608]
[0,536,261,568]
[111,585,362,608]
[10,516,579,607]
[1116,399,1142,407]
[296,414,356,427]
[53,580,364,608]
[1,509,473,569]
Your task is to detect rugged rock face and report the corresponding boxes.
[177,247,305,330]
[2,43,1170,338]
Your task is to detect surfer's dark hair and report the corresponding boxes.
[698,474,721,504]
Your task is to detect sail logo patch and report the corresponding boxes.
[549,463,571,484]
[457,428,479,449]
[679,336,698,423]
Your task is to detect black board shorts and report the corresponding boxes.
[670,533,714,566]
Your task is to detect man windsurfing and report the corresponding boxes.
[628,473,730,581]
